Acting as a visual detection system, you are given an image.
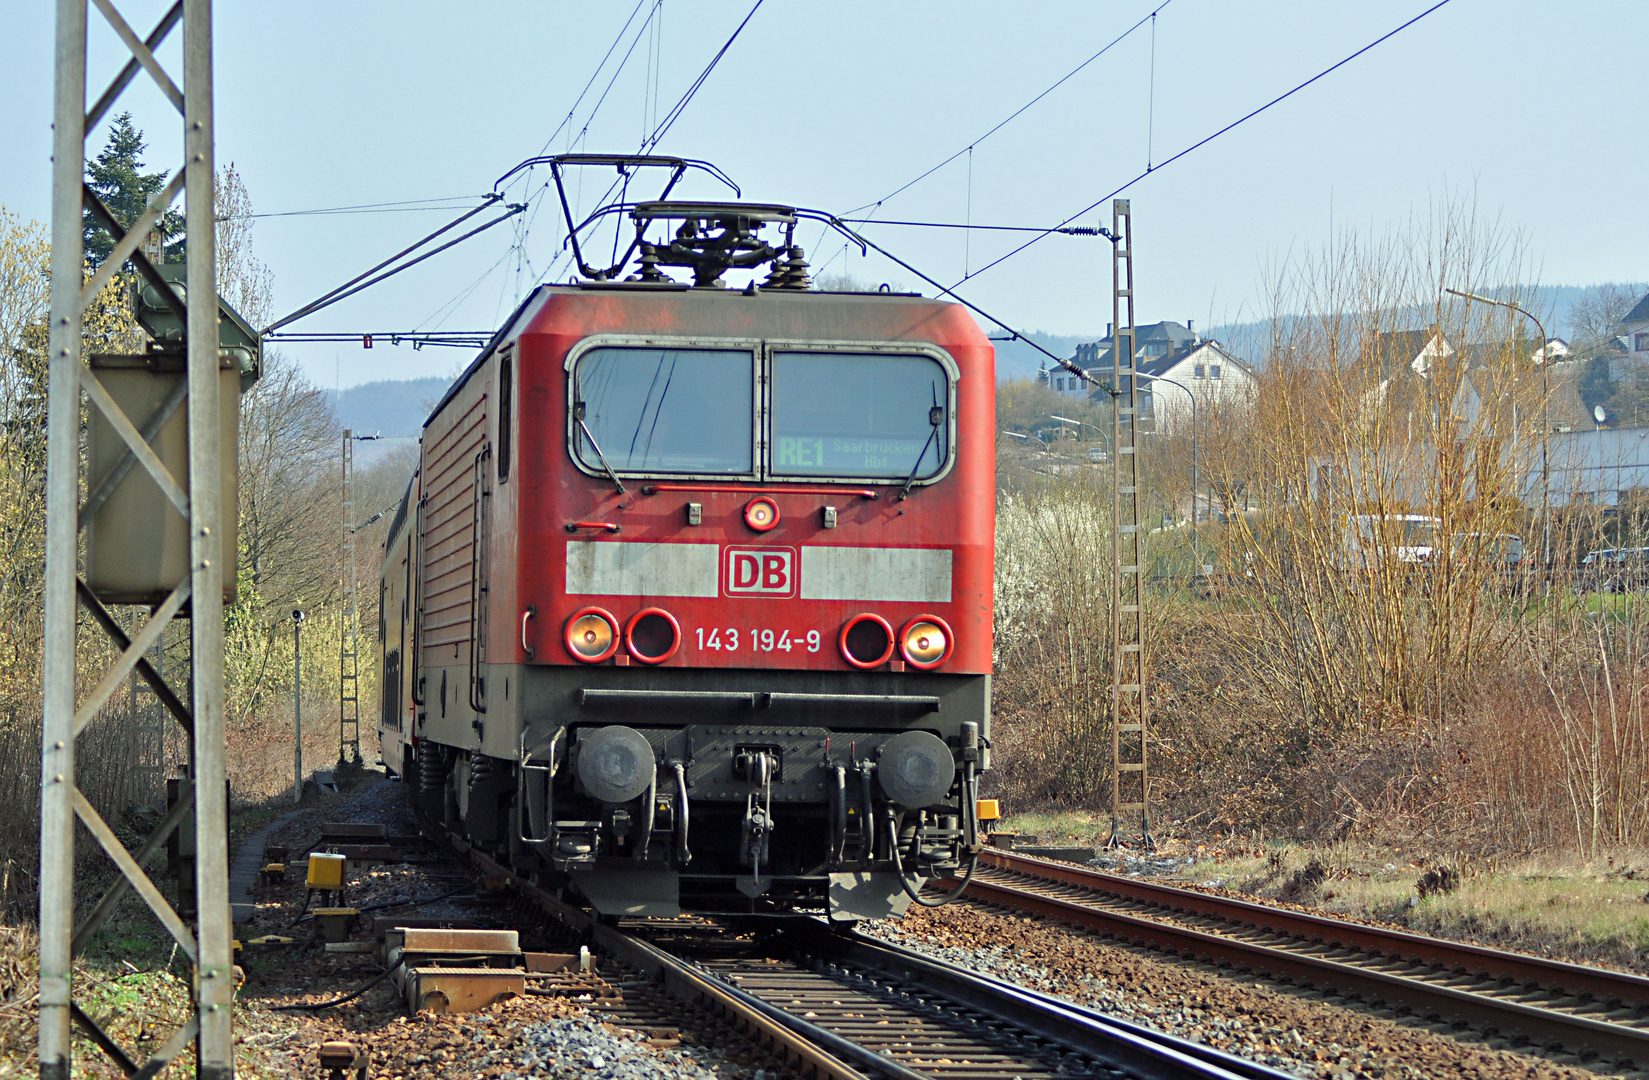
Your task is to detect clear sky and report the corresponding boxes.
[2,1,1644,388]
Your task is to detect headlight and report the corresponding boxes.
[899,615,953,669]
[743,496,780,532]
[564,607,619,662]
[839,613,895,669]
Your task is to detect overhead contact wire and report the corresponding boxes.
[642,0,766,152]
[857,0,1173,215]
[522,0,765,294]
[951,0,1455,290]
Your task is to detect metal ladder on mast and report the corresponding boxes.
[339,430,362,764]
[1106,199,1152,849]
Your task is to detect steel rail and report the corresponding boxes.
[791,924,1292,1080]
[982,849,1649,1010]
[948,851,1649,1069]
[688,922,1264,1080]
[594,926,875,1080]
[429,819,869,1080]
[422,811,1255,1078]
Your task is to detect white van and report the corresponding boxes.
[1344,514,1439,570]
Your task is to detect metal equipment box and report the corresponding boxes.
[83,264,260,606]
[84,355,242,604]
[306,853,347,890]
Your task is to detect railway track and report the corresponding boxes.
[627,918,1293,1080]
[951,848,1649,1073]
[427,820,1291,1080]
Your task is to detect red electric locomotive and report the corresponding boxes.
[378,157,993,919]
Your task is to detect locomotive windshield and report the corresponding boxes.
[770,351,948,480]
[570,344,950,482]
[574,347,754,474]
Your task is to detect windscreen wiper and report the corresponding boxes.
[899,405,945,499]
[573,401,627,495]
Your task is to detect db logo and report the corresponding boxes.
[724,546,796,597]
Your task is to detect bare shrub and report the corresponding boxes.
[992,201,1649,860]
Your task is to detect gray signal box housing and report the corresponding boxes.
[84,264,261,606]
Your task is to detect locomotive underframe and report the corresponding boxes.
[390,665,988,919]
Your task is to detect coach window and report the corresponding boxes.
[769,351,949,480]
[573,346,754,474]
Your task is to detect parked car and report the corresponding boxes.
[1344,514,1438,571]
[1580,547,1649,592]
[1452,532,1524,567]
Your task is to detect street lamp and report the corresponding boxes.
[1049,413,1100,435]
[291,608,305,805]
[1594,405,1607,510]
[1002,430,1050,452]
[1445,288,1551,576]
[1134,372,1201,568]
[1049,413,1107,446]
[1051,414,1110,465]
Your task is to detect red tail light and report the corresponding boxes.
[839,613,895,669]
[625,608,681,664]
[564,607,619,663]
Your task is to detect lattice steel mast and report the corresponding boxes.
[1105,199,1152,850]
[340,431,362,765]
[40,0,237,1074]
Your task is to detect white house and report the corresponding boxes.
[1041,320,1258,431]
[1135,340,1256,432]
[1042,320,1204,397]
[1624,292,1649,359]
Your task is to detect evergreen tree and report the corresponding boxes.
[82,112,184,267]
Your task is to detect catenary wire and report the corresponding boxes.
[430,2,1448,370]
[841,218,1108,235]
[808,213,1079,375]
[641,0,765,152]
[533,0,651,160]
[948,0,1455,291]
[809,2,1170,285]
[851,0,1172,217]
[221,195,493,221]
[518,0,768,294]
[501,0,660,295]
[571,8,665,152]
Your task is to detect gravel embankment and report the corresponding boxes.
[864,903,1605,1080]
[232,777,752,1080]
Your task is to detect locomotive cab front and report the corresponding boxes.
[380,185,994,920]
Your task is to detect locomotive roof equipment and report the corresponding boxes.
[508,152,868,289]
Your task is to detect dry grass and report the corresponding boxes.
[1163,843,1649,974]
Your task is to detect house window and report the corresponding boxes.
[1210,365,1222,380]
[1635,332,1649,352]
[1193,365,1205,378]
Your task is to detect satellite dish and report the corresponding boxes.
[1594,405,1607,425]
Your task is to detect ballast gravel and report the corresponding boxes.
[863,903,1604,1080]
[512,1016,732,1080]
[234,776,773,1080]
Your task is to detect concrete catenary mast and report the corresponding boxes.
[1105,199,1152,850]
